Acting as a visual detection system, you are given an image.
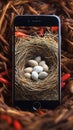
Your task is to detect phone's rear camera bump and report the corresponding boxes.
[32,102,41,111]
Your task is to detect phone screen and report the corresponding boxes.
[13,15,61,109]
[14,26,59,99]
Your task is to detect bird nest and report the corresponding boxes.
[15,35,58,100]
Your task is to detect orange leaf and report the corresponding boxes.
[51,26,58,32]
[15,31,28,37]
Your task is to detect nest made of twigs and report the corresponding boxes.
[15,34,58,100]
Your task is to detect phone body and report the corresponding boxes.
[12,15,61,111]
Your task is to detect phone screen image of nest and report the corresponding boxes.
[15,26,59,100]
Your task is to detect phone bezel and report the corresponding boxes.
[12,15,61,111]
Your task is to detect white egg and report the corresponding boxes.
[42,64,49,72]
[33,66,43,73]
[28,60,38,67]
[32,71,38,81]
[35,56,41,63]
[24,67,33,73]
[24,73,31,79]
[39,61,46,66]
[39,71,48,79]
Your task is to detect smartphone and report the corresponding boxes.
[12,15,61,111]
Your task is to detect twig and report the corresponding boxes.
[0,34,9,46]
[28,5,40,15]
[0,1,11,30]
[11,4,20,15]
